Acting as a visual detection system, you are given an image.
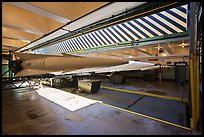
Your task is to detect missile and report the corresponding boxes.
[12,52,128,77]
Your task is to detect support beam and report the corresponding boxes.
[110,52,133,58]
[2,24,44,36]
[2,36,31,42]
[2,27,41,41]
[189,2,200,130]
[135,35,189,48]
[6,2,70,24]
[131,55,189,60]
[135,48,153,56]
[117,51,133,56]
[2,50,10,55]
[2,70,10,77]
[2,38,29,48]
[2,45,19,50]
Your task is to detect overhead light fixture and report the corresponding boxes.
[181,41,185,48]
[157,44,161,50]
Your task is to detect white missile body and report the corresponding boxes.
[14,52,128,77]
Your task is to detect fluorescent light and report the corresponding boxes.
[64,2,145,31]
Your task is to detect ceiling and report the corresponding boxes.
[2,2,109,54]
[2,2,189,66]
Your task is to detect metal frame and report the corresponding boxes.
[67,32,189,56]
[2,50,29,90]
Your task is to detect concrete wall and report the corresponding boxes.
[161,66,189,81]
[161,67,175,80]
[121,70,155,79]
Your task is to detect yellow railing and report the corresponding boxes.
[190,54,200,129]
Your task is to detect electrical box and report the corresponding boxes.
[175,62,187,82]
[78,79,101,93]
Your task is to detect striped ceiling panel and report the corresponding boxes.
[43,4,187,54]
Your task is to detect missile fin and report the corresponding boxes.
[62,53,84,58]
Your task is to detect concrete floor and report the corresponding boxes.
[74,88,189,127]
[2,86,201,135]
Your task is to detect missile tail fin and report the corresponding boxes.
[62,53,83,58]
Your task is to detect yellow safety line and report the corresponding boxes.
[101,102,192,131]
[101,86,188,103]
